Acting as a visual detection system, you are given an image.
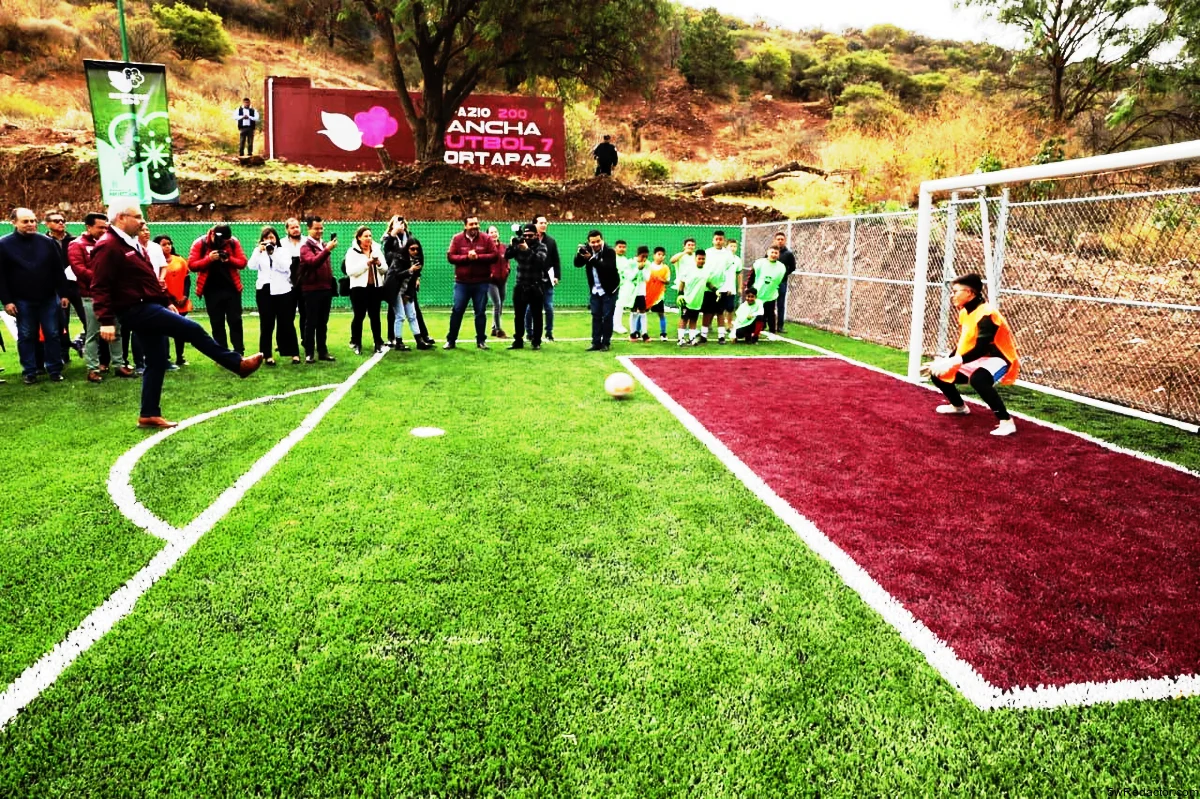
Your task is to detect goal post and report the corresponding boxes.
[907,139,1200,432]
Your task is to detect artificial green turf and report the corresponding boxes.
[1,311,1197,797]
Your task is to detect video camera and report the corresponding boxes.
[511,223,524,247]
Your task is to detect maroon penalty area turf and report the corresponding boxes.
[627,356,1200,699]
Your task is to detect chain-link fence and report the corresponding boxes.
[63,221,733,311]
[743,187,1200,427]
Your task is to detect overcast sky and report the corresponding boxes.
[682,0,1028,47]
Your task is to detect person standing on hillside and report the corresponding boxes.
[592,135,618,176]
[234,97,260,156]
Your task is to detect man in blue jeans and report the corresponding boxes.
[0,208,72,384]
[573,230,619,351]
[444,215,501,350]
[92,202,263,429]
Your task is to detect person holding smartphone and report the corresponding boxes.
[345,225,388,355]
[299,216,337,363]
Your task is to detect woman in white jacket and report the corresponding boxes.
[344,225,389,355]
[247,226,300,365]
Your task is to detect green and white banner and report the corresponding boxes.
[83,60,179,205]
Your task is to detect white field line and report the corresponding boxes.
[0,351,386,731]
[108,384,340,542]
[620,353,1200,710]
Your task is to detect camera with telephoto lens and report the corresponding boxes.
[510,223,524,247]
[264,243,275,255]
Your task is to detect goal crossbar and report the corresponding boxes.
[906,139,1200,392]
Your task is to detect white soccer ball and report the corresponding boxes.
[605,372,635,398]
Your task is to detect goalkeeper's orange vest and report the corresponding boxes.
[950,302,1020,385]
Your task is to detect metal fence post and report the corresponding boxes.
[992,189,1010,309]
[842,217,857,335]
[979,187,995,303]
[936,193,959,355]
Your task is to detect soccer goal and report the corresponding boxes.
[906,140,1200,433]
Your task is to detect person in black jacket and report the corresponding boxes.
[529,215,561,341]
[505,223,549,350]
[0,208,72,383]
[592,135,618,176]
[772,230,797,334]
[573,229,620,351]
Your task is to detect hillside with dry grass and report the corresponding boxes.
[0,0,1057,218]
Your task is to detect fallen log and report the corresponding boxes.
[675,161,827,196]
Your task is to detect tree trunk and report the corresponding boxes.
[676,162,826,196]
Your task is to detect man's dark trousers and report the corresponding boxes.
[512,283,544,346]
[239,128,254,156]
[120,303,242,417]
[588,293,616,348]
[204,289,244,353]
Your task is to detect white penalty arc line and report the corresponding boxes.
[0,351,387,731]
[108,384,341,542]
[619,353,1200,710]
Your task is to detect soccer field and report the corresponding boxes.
[2,311,1198,797]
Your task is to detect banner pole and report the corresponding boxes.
[116,0,130,62]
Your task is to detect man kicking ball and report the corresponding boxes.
[92,202,263,429]
[926,273,1020,437]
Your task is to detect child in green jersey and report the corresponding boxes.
[613,240,633,334]
[676,248,710,345]
[749,245,787,334]
[733,286,765,343]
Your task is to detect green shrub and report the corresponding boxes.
[833,91,908,133]
[88,7,171,62]
[152,3,233,62]
[0,94,56,122]
[679,8,738,95]
[624,154,671,183]
[839,82,887,104]
[745,42,790,93]
[912,71,949,99]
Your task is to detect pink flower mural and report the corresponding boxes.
[353,106,399,148]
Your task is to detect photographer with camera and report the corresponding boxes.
[573,230,620,351]
[247,226,300,365]
[504,223,548,350]
[188,224,247,354]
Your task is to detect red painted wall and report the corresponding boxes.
[264,77,566,179]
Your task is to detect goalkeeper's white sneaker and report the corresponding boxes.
[991,419,1017,437]
[936,404,970,415]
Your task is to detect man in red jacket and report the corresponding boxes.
[298,216,339,363]
[444,215,501,350]
[93,202,263,429]
[68,212,134,382]
[188,224,247,354]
